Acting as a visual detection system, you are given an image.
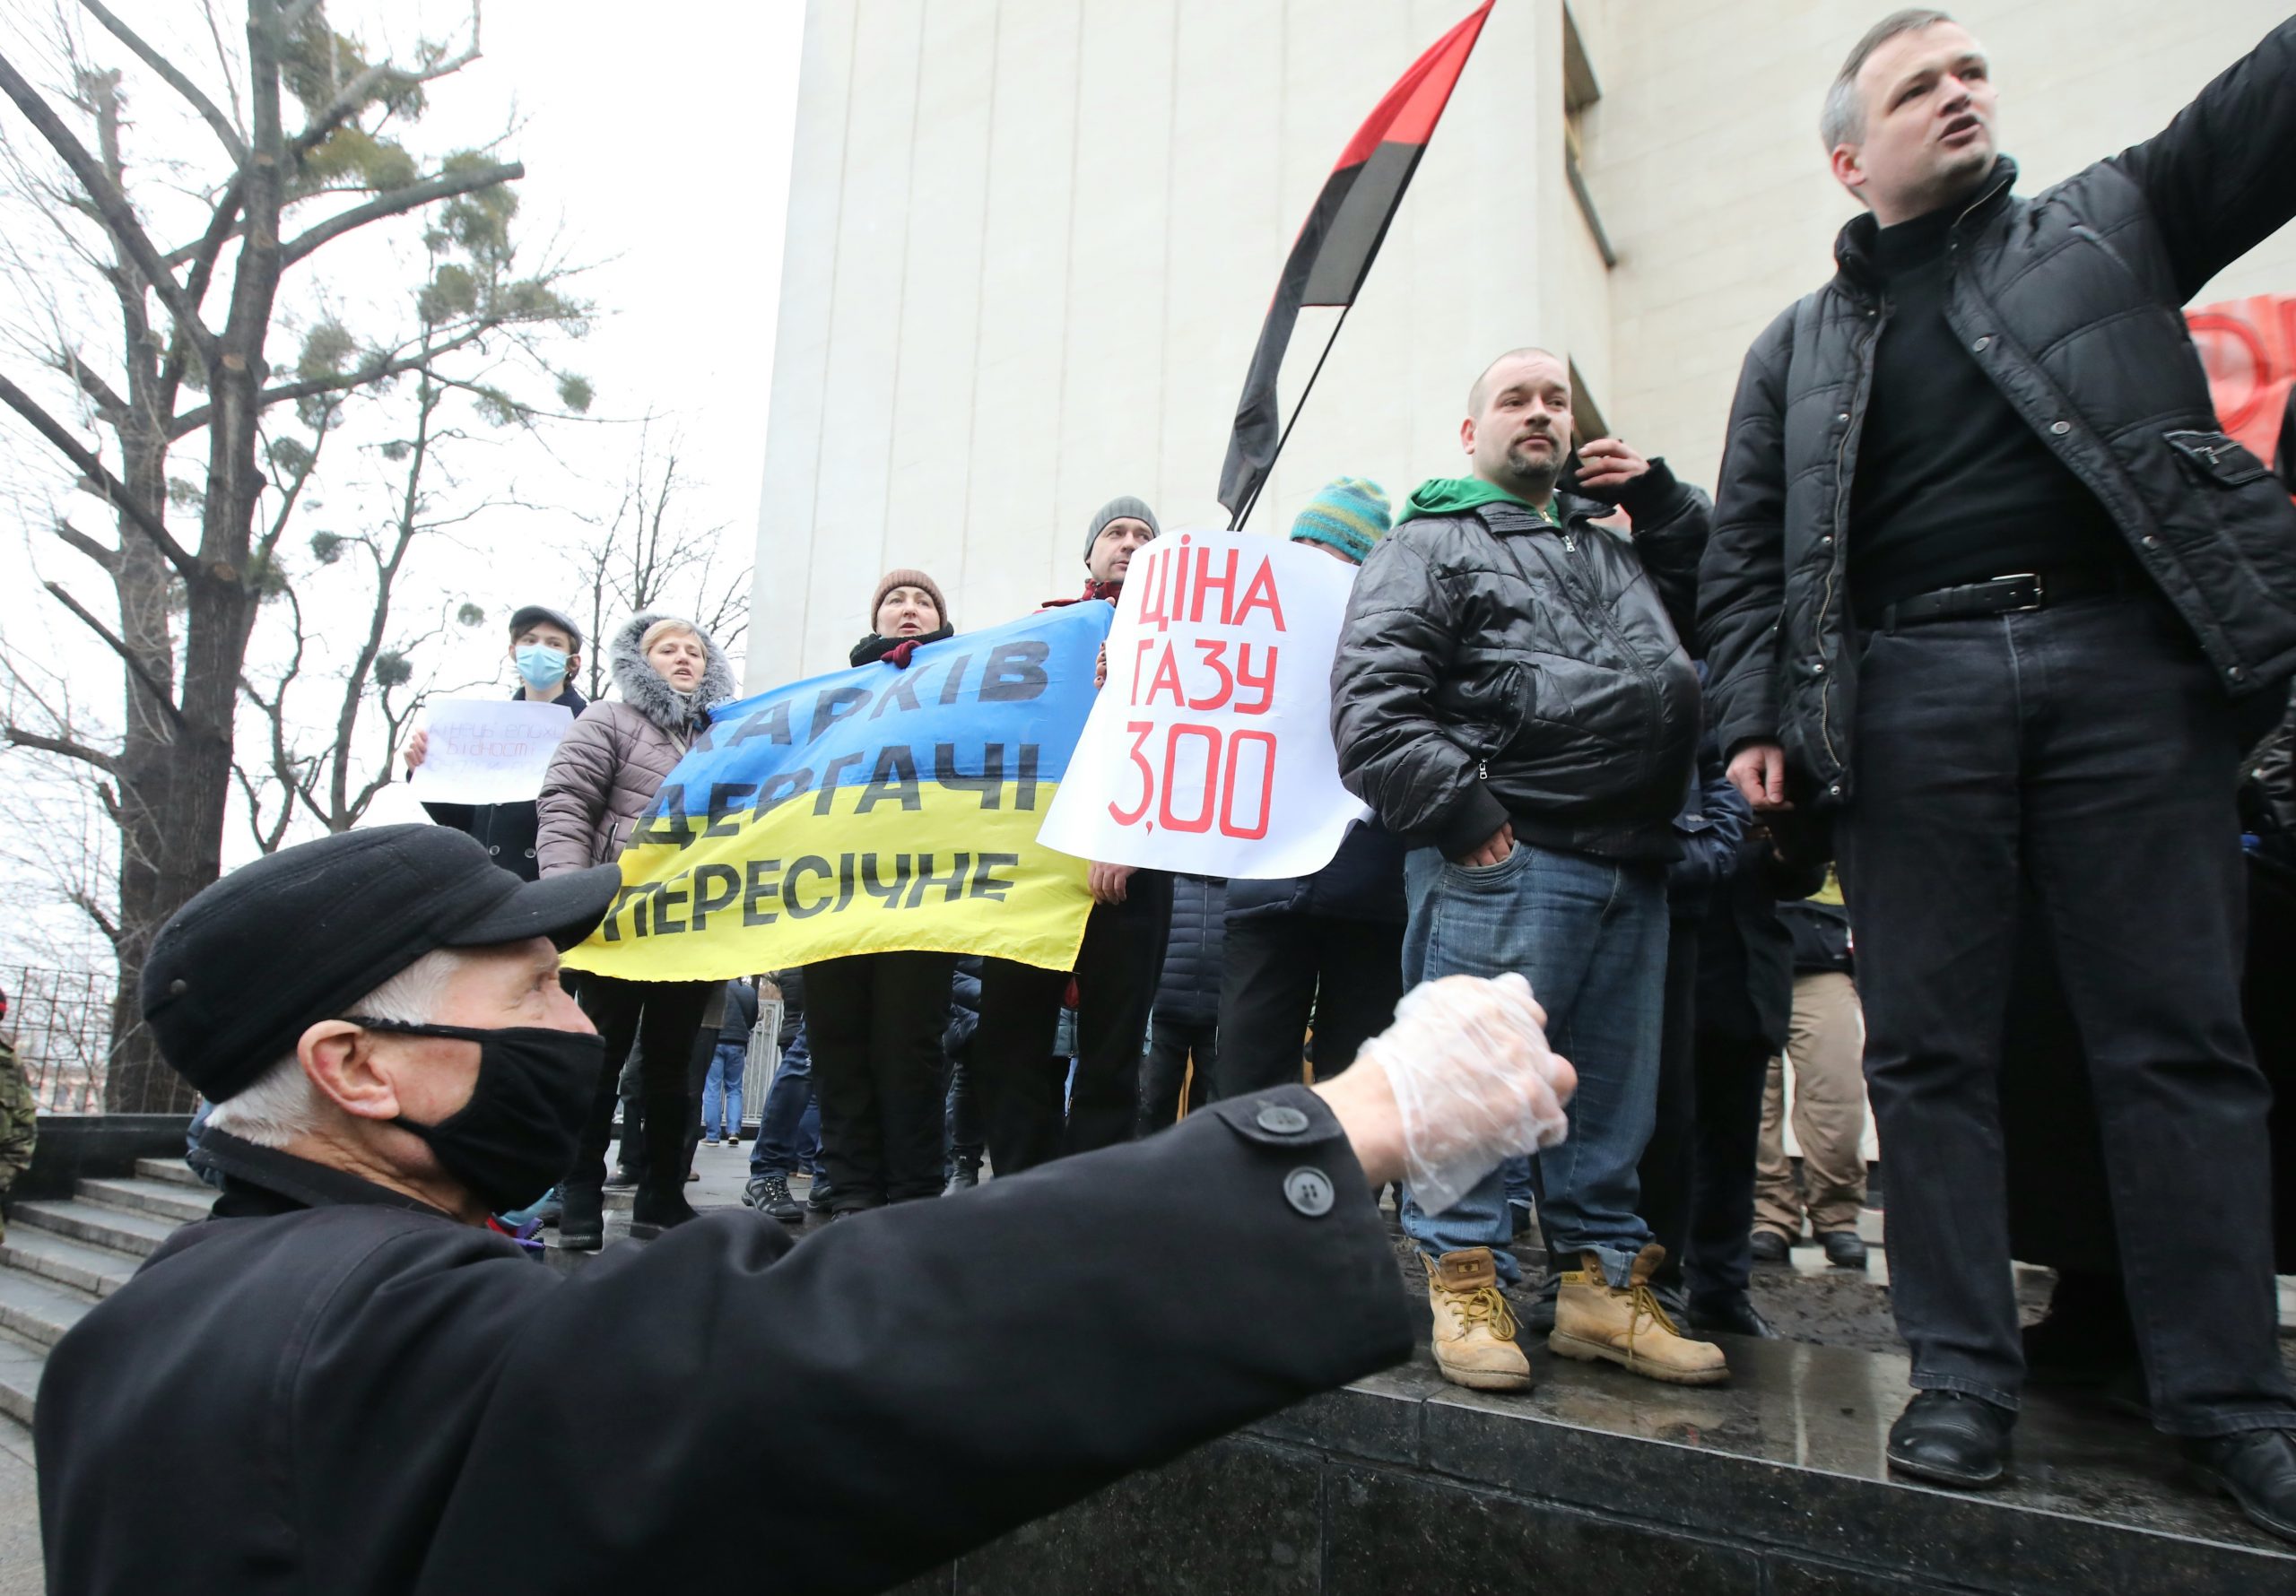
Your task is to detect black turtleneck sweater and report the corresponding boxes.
[1847,206,2125,623]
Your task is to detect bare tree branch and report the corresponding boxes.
[0,370,197,576]
[54,517,120,571]
[53,348,127,422]
[285,11,483,159]
[3,724,119,775]
[282,159,522,267]
[40,581,186,730]
[169,319,491,437]
[0,49,216,363]
[77,0,249,164]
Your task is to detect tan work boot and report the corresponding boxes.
[1425,1248,1534,1392]
[1549,1244,1729,1386]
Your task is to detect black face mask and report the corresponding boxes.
[344,1017,605,1214]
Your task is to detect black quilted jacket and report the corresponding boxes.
[1700,20,2296,809]
[1330,481,1707,861]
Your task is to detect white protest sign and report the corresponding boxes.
[1039,529,1368,877]
[406,698,576,805]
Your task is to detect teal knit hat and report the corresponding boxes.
[1289,478,1391,564]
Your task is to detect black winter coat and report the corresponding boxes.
[1665,727,1752,923]
[1696,839,1824,1051]
[718,978,760,1045]
[1781,898,1854,976]
[420,685,587,880]
[1157,875,1228,1026]
[944,954,983,1061]
[1226,820,1409,924]
[38,1110,1408,1595]
[1701,23,2296,807]
[1331,482,1709,861]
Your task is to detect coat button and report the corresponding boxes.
[1813,662,1826,674]
[2230,665,2247,682]
[1822,534,1834,546]
[1972,336,1991,351]
[2142,534,2160,549]
[2050,420,2072,435]
[1284,1167,1335,1217]
[1828,784,1843,797]
[1256,1104,1310,1136]
[1836,412,1850,424]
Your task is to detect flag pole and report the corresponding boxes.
[1230,305,1353,533]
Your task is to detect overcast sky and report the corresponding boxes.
[0,0,806,966]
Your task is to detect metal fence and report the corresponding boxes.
[741,997,785,1127]
[0,964,113,1113]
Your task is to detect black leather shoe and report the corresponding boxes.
[804,1176,835,1214]
[1886,1392,2014,1488]
[1749,1229,1791,1266]
[2183,1428,2296,1544]
[1819,1229,1868,1269]
[1690,1294,1779,1340]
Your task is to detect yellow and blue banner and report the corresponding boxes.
[560,604,1111,980]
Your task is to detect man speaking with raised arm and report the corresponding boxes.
[1700,10,2296,1532]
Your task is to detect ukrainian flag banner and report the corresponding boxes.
[560,604,1111,980]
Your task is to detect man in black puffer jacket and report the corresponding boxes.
[1332,346,1718,1393]
[1138,875,1225,1132]
[1700,11,2296,1527]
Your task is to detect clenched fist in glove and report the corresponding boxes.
[1312,973,1575,1214]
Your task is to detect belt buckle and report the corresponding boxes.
[1995,572,2044,612]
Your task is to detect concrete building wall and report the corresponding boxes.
[751,0,2296,688]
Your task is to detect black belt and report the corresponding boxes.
[1875,565,2135,630]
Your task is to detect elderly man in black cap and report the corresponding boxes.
[36,823,1574,1596]
[402,602,587,880]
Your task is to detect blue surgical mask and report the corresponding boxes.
[515,645,569,690]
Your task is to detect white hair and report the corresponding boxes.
[204,949,465,1149]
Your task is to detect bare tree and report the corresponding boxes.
[0,3,584,1107]
[570,423,749,701]
[234,204,590,848]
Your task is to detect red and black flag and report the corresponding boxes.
[1217,2,1494,524]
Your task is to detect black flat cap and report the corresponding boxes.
[143,826,621,1102]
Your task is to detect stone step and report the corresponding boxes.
[0,1265,96,1350]
[75,1175,212,1226]
[13,1198,178,1259]
[133,1156,207,1190]
[0,1228,139,1298]
[0,1328,46,1427]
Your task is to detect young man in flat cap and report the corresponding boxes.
[36,824,1571,1595]
[402,603,587,881]
[970,497,1174,1173]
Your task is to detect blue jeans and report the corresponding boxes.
[749,1023,821,1177]
[700,1040,746,1139]
[1398,840,1667,1288]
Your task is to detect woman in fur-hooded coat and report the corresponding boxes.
[537,612,738,1242]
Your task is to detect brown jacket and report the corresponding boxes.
[535,612,737,877]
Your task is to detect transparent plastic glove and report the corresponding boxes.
[1356,972,1574,1215]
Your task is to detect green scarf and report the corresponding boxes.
[1397,476,1558,526]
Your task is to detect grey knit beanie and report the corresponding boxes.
[1083,496,1161,563]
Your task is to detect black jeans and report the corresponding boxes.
[971,871,1173,1175]
[804,952,957,1208]
[1839,593,2290,1436]
[1214,915,1405,1098]
[1138,1016,1216,1134]
[567,973,715,1204]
